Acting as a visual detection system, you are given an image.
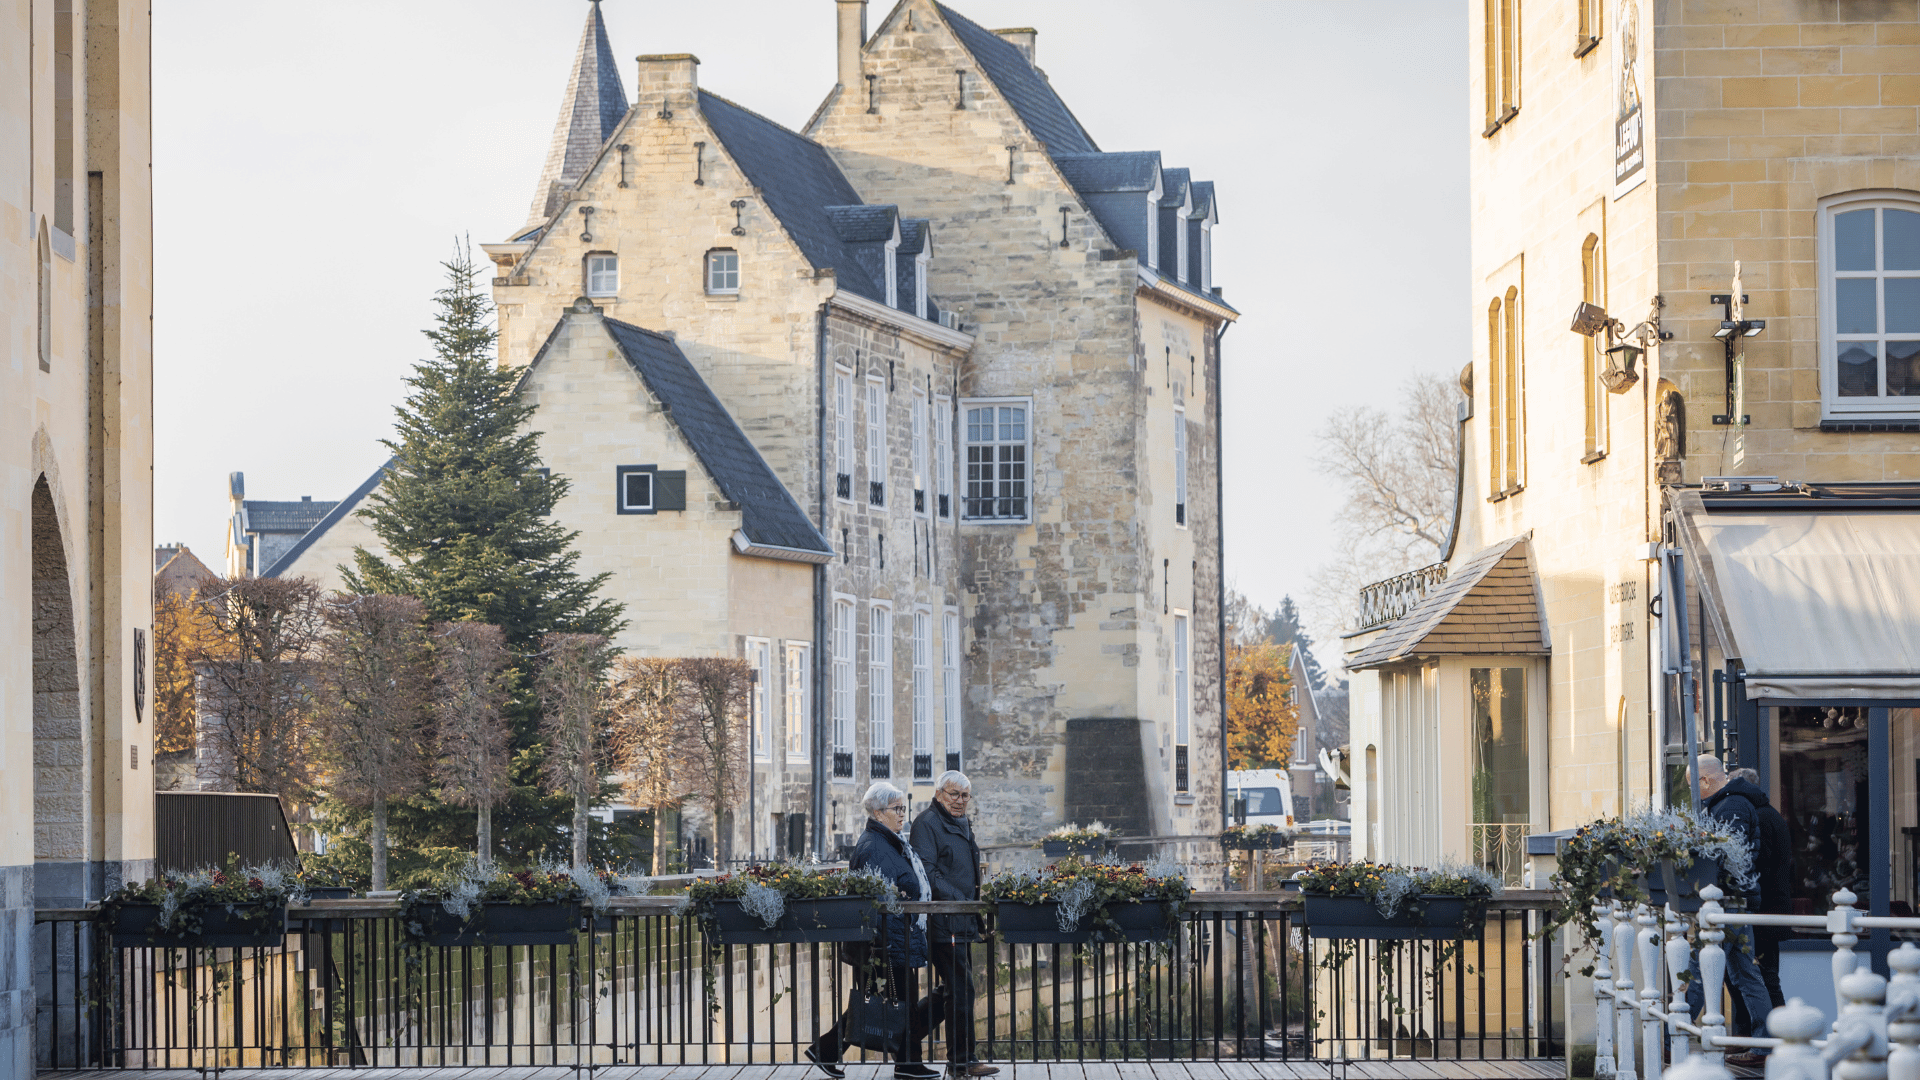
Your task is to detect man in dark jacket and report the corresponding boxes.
[1731,767,1792,1008]
[1688,756,1776,1068]
[911,772,998,1078]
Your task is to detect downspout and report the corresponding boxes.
[812,303,830,859]
[1214,320,1230,831]
[1441,366,1471,563]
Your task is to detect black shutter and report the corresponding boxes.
[655,470,688,511]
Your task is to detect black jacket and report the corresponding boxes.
[910,802,983,942]
[851,816,928,967]
[1710,777,1793,913]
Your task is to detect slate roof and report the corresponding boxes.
[1052,151,1162,194]
[700,91,895,308]
[1346,536,1550,669]
[243,499,337,535]
[602,318,832,557]
[261,461,391,579]
[935,3,1096,154]
[1191,180,1217,221]
[1159,168,1191,208]
[526,1,629,227]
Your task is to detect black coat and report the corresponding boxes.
[851,816,929,967]
[1704,776,1774,902]
[910,802,983,941]
[1710,777,1793,913]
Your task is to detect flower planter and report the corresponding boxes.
[1096,900,1177,943]
[406,900,579,947]
[1041,839,1111,859]
[705,897,877,945]
[110,902,286,949]
[1223,833,1289,851]
[995,900,1093,944]
[1301,894,1487,940]
[1658,856,1722,913]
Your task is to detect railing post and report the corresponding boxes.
[1834,888,1864,1006]
[1616,905,1641,1080]
[1824,969,1888,1080]
[1667,900,1694,1064]
[1596,898,1618,1080]
[1640,902,1665,1080]
[1697,886,1727,1062]
[1766,998,1828,1080]
[1886,944,1920,1080]
[1662,1050,1734,1080]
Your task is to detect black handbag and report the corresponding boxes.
[841,974,910,1057]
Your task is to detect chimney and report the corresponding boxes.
[837,0,867,89]
[992,27,1036,65]
[635,53,700,112]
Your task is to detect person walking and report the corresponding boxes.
[1686,755,1774,1068]
[807,782,941,1080]
[1729,767,1792,1035]
[911,772,1000,1079]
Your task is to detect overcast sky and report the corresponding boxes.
[153,0,1467,648]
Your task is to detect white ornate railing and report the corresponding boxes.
[1472,822,1533,886]
[1588,883,1920,1080]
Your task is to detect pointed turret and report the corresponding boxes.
[524,1,629,229]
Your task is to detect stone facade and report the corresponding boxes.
[2,0,156,1068]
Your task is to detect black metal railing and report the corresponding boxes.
[914,752,934,780]
[869,481,885,506]
[869,753,891,779]
[833,751,853,779]
[1354,563,1449,632]
[946,751,961,772]
[33,895,1558,1071]
[837,473,851,500]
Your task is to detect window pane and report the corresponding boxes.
[1890,340,1920,397]
[1838,341,1879,396]
[1836,209,1876,271]
[1838,277,1879,334]
[1888,209,1920,272]
[624,471,652,508]
[1470,668,1529,824]
[1888,278,1920,333]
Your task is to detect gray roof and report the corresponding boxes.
[601,318,832,556]
[1159,168,1191,208]
[935,3,1096,154]
[1346,536,1549,669]
[261,461,391,579]
[1052,151,1161,194]
[826,204,900,244]
[243,499,337,535]
[1191,180,1217,221]
[526,0,629,227]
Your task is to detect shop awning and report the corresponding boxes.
[1673,491,1920,701]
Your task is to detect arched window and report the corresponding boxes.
[1486,297,1503,494]
[1486,284,1525,497]
[705,248,739,295]
[38,219,52,371]
[1821,192,1920,419]
[1582,234,1607,460]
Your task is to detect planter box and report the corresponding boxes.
[1041,839,1112,859]
[996,900,1093,944]
[111,902,286,949]
[706,897,876,945]
[407,901,579,947]
[1221,832,1289,851]
[1301,894,1487,940]
[1659,856,1722,913]
[1099,900,1176,943]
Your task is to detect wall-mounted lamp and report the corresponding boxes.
[1570,298,1667,394]
[1709,288,1765,424]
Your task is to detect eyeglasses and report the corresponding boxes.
[940,791,972,800]
[883,804,908,815]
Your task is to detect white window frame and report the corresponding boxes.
[1820,191,1920,419]
[587,253,619,297]
[866,378,888,508]
[915,244,930,320]
[912,608,932,778]
[785,641,810,764]
[961,397,1033,523]
[1145,168,1164,272]
[869,602,893,775]
[747,637,772,761]
[912,391,929,517]
[942,607,962,769]
[1175,190,1192,284]
[884,222,902,310]
[1174,406,1188,528]
[706,248,740,295]
[835,369,854,502]
[1174,611,1190,793]
[832,598,855,780]
[935,395,953,519]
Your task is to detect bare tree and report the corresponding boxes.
[1311,372,1463,635]
[193,575,328,797]
[536,633,611,868]
[677,658,753,869]
[431,621,513,866]
[606,657,697,874]
[314,594,434,891]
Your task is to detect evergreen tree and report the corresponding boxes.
[339,243,624,864]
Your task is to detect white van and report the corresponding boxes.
[1226,769,1296,831]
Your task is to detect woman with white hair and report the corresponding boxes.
[806,781,938,1080]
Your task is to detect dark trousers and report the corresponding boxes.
[811,961,933,1064]
[923,939,977,1065]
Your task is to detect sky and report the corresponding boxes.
[153,0,1468,649]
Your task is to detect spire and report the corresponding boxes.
[525,1,629,228]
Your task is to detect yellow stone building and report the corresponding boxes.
[2,0,154,1068]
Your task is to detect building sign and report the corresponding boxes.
[1613,0,1646,199]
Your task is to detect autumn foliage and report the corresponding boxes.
[1226,639,1298,770]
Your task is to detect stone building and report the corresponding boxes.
[273,0,1235,856]
[2,0,155,1069]
[1346,0,1920,923]
[222,472,337,578]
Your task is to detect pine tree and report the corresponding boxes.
[341,243,624,864]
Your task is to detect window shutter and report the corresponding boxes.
[656,470,688,511]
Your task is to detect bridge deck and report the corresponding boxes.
[45,1062,1566,1080]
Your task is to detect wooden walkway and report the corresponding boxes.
[45,1062,1565,1080]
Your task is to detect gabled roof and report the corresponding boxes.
[1346,536,1549,669]
[261,461,392,579]
[525,0,629,227]
[600,318,832,558]
[935,3,1096,154]
[1159,168,1191,208]
[243,499,338,535]
[1052,151,1162,194]
[1191,180,1218,222]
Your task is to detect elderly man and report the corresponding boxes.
[1685,755,1775,1067]
[910,772,998,1078]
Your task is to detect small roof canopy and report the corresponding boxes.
[1347,535,1549,670]
[1674,491,1920,701]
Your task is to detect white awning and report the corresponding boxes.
[1674,494,1920,701]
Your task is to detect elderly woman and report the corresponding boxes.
[806,782,939,1080]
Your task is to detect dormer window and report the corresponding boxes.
[1146,188,1161,272]
[1175,193,1192,284]
[706,249,739,294]
[587,253,618,297]
[915,242,930,320]
[884,224,902,309]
